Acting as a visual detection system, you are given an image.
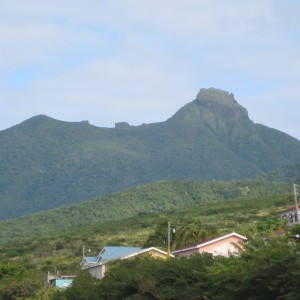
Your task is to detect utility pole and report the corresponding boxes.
[294,184,300,224]
[167,221,176,257]
[167,221,171,257]
[82,245,91,259]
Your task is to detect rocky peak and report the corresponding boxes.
[197,88,237,105]
[195,88,250,123]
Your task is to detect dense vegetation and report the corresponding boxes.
[0,190,297,299]
[0,179,292,243]
[259,163,300,182]
[1,88,300,219]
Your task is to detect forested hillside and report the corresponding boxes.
[259,163,300,182]
[0,179,291,243]
[1,88,300,219]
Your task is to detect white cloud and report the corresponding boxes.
[3,44,194,127]
[0,0,299,139]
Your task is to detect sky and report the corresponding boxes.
[1,0,300,139]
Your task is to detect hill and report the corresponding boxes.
[1,88,300,219]
[0,192,297,300]
[0,179,291,244]
[0,191,293,276]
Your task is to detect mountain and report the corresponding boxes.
[0,87,300,219]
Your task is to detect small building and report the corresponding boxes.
[81,246,172,280]
[279,204,300,226]
[172,232,247,258]
[47,273,76,288]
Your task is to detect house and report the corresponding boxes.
[279,204,300,226]
[47,273,76,288]
[81,246,172,279]
[172,232,247,258]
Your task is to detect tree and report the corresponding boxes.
[143,220,169,249]
[96,254,214,300]
[51,271,99,300]
[0,268,42,300]
[143,219,217,251]
[174,220,217,249]
[206,236,300,300]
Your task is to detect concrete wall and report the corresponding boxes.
[88,264,106,280]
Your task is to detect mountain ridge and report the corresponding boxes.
[0,87,300,219]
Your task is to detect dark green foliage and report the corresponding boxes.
[258,164,300,183]
[174,220,217,249]
[0,265,42,300]
[54,254,214,300]
[248,216,287,236]
[289,224,300,236]
[0,179,291,243]
[143,220,169,249]
[207,237,300,300]
[143,219,217,250]
[1,88,300,219]
[0,263,24,280]
[51,271,99,300]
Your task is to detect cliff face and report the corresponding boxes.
[168,88,253,140]
[195,88,249,123]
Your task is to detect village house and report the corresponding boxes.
[279,204,300,226]
[81,246,172,279]
[172,232,247,258]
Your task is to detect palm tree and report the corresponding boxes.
[174,220,216,249]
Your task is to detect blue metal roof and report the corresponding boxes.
[96,246,142,263]
[83,246,142,267]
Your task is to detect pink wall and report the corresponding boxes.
[175,236,244,257]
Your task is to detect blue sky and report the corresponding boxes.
[1,0,300,139]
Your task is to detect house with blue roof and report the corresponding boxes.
[81,246,171,279]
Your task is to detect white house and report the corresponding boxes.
[279,204,300,226]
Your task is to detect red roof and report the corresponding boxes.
[281,204,300,213]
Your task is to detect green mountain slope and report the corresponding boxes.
[0,179,291,243]
[0,88,300,219]
[259,164,300,182]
